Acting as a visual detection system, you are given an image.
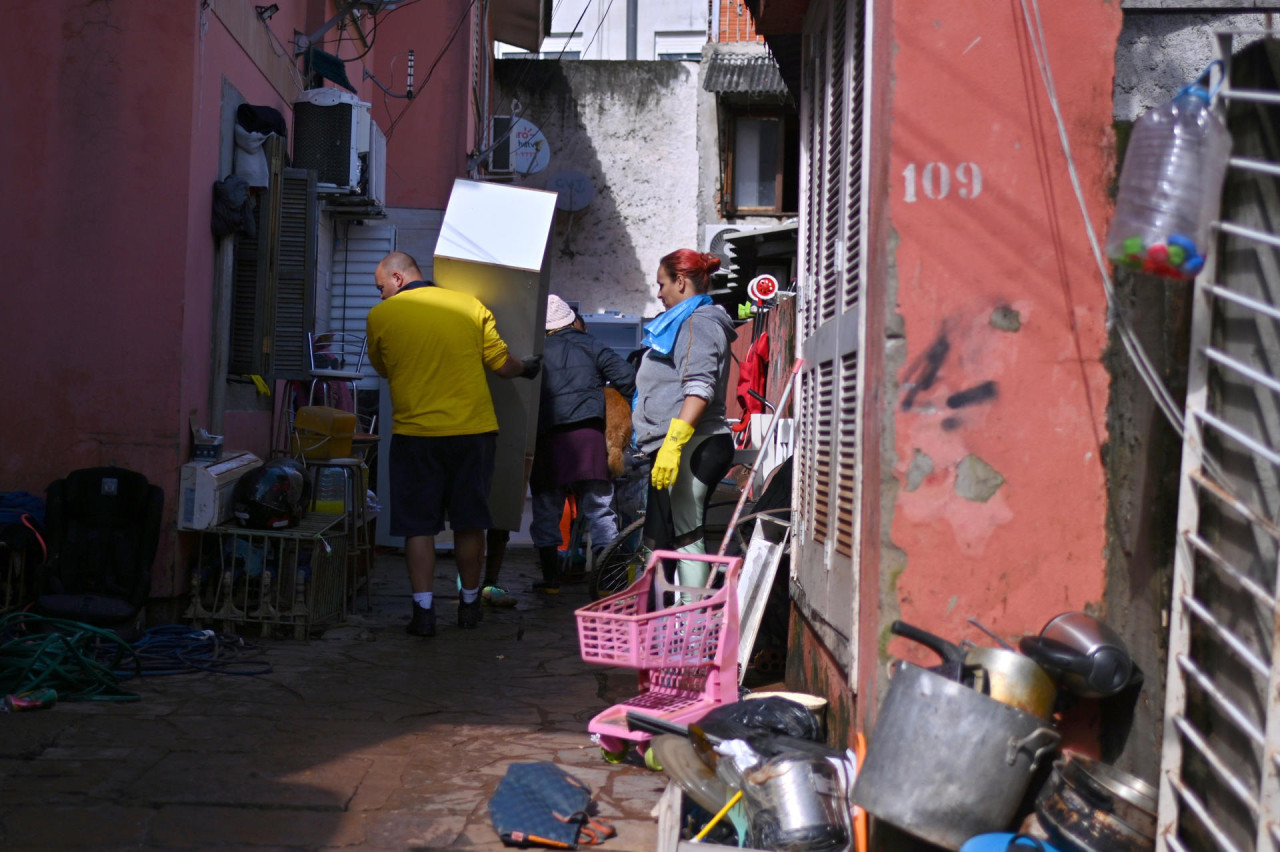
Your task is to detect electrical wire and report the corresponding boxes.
[469,0,599,171]
[121,625,272,678]
[579,0,619,60]
[386,0,482,141]
[1019,0,1247,496]
[0,615,274,710]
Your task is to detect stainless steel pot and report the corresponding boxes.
[1035,752,1155,852]
[891,620,1057,718]
[852,662,1061,850]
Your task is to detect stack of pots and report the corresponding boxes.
[852,615,1149,851]
[850,622,1062,850]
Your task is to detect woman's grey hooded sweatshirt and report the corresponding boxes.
[633,304,737,455]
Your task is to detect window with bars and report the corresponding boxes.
[791,0,868,676]
[1158,33,1280,852]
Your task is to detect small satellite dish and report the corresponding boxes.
[748,274,780,303]
[508,117,551,175]
[549,170,594,212]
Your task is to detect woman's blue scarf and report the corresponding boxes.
[641,294,712,356]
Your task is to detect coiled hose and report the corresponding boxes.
[0,613,271,704]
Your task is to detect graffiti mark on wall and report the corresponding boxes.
[946,381,998,409]
[900,327,999,428]
[900,333,950,411]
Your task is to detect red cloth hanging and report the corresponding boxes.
[732,331,770,438]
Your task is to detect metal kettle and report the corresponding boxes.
[1018,612,1134,698]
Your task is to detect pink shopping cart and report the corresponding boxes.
[575,550,742,763]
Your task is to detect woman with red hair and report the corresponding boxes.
[633,249,737,593]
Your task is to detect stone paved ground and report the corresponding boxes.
[0,546,667,851]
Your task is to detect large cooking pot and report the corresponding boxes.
[1035,752,1156,852]
[852,662,1061,850]
[891,620,1058,719]
[1019,613,1134,698]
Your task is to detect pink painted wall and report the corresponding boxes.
[369,0,476,208]
[883,2,1121,668]
[0,2,205,595]
[0,1,478,602]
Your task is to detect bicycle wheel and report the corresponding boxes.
[588,515,650,600]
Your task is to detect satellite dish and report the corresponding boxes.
[549,170,594,212]
[508,117,551,175]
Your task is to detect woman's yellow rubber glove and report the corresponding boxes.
[651,419,695,490]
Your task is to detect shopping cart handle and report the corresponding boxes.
[625,711,691,738]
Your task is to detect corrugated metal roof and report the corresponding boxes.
[702,53,789,96]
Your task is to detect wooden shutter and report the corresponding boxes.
[792,0,868,678]
[226,136,318,380]
[267,168,318,380]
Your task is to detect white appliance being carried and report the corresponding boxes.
[178,452,264,531]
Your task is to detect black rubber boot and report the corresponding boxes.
[533,545,560,594]
[406,601,436,637]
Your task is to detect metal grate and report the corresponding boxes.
[1159,31,1280,852]
[186,513,347,639]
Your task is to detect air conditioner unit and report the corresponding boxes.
[358,118,387,208]
[488,115,514,174]
[293,88,371,195]
[703,223,742,264]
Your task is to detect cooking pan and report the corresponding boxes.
[892,620,1057,719]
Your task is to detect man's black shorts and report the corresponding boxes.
[388,433,496,537]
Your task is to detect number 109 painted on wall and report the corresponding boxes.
[902,162,982,202]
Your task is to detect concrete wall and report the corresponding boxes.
[493,60,700,318]
[1114,12,1265,121]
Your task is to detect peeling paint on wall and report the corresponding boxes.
[905,449,933,491]
[990,305,1021,332]
[955,454,1005,503]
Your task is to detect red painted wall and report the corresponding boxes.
[0,0,477,601]
[370,0,476,208]
[1,2,203,595]
[883,1,1121,669]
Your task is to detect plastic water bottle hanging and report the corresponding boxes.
[1106,61,1231,281]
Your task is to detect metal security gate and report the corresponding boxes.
[1159,31,1280,852]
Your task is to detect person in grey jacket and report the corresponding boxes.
[529,295,637,593]
[633,249,737,592]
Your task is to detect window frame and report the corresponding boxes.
[723,107,796,217]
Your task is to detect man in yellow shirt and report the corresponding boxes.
[368,251,540,637]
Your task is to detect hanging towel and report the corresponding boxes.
[640,294,712,356]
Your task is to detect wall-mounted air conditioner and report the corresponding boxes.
[703,223,742,263]
[294,88,375,197]
[359,118,387,208]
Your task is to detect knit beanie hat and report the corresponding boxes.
[546,294,575,331]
